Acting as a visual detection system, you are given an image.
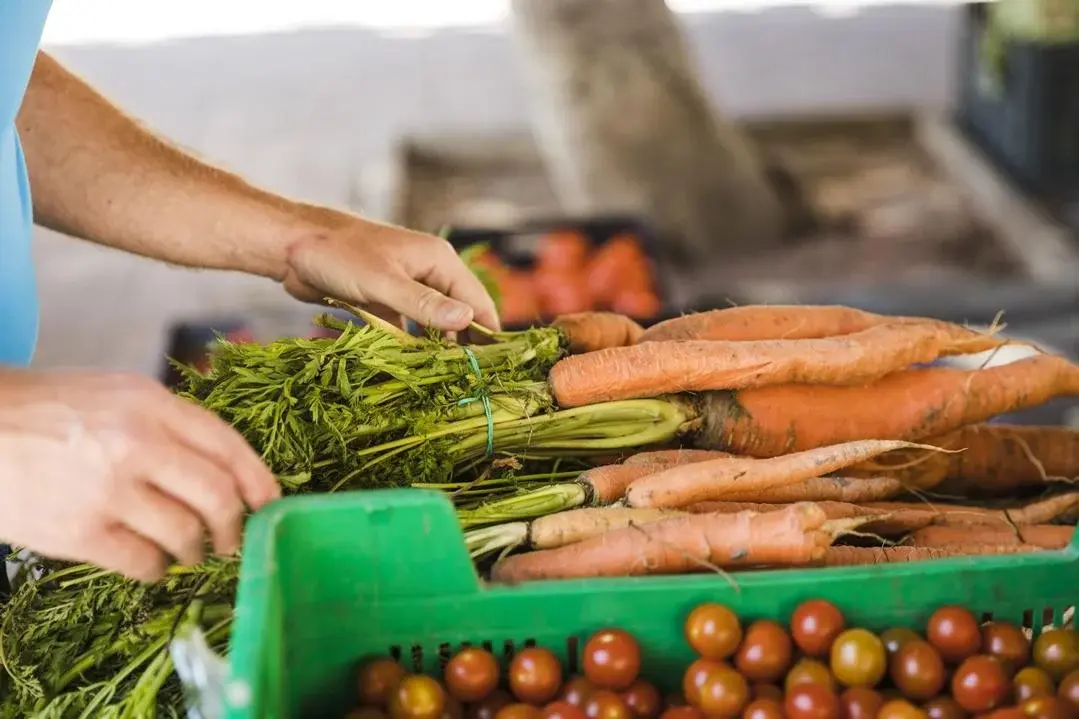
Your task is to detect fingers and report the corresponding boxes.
[83,525,168,583]
[363,270,476,331]
[136,443,246,556]
[118,484,206,566]
[420,253,502,332]
[155,393,280,510]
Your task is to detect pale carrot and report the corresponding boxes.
[529,507,681,549]
[907,524,1075,550]
[624,440,935,509]
[490,503,836,581]
[820,544,1042,567]
[553,312,645,354]
[622,449,733,467]
[639,305,923,343]
[697,354,1079,457]
[715,476,903,504]
[551,322,1014,407]
[865,491,1079,528]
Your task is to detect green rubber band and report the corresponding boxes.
[457,347,494,456]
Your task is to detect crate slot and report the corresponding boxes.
[411,645,424,672]
[389,645,403,663]
[981,612,994,623]
[1043,607,1056,628]
[503,640,516,662]
[482,641,494,654]
[438,643,453,671]
[1022,609,1035,629]
[524,639,537,649]
[566,637,580,674]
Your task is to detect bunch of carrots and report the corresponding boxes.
[466,304,1079,581]
[473,229,662,324]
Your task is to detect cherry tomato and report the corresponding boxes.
[621,680,661,718]
[1034,629,1079,681]
[831,629,887,688]
[495,705,543,719]
[792,600,847,657]
[751,684,784,702]
[926,608,982,664]
[838,687,884,719]
[1014,666,1056,704]
[695,666,749,719]
[445,648,501,703]
[584,690,633,719]
[1057,668,1079,712]
[682,658,725,706]
[922,697,967,719]
[659,708,703,719]
[744,698,785,719]
[583,630,642,691]
[563,677,597,707]
[882,629,923,656]
[785,683,840,719]
[389,675,447,719]
[469,690,513,719]
[786,658,838,693]
[509,648,563,705]
[889,640,946,701]
[684,603,743,660]
[347,708,387,719]
[1021,696,1074,719]
[358,658,408,707]
[982,623,1031,675]
[951,656,1009,714]
[544,702,588,719]
[877,699,928,719]
[735,621,793,684]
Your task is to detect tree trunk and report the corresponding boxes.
[509,0,791,265]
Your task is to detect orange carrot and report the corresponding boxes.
[820,544,1041,566]
[720,476,904,503]
[622,449,733,467]
[529,507,680,550]
[683,500,935,536]
[865,491,1079,528]
[490,503,836,581]
[638,305,996,344]
[933,424,1079,495]
[907,524,1075,550]
[625,439,934,509]
[549,322,1012,407]
[553,312,645,354]
[697,354,1079,457]
[577,464,660,504]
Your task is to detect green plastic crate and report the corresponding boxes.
[225,489,1079,719]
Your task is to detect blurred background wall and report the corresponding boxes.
[35,1,962,374]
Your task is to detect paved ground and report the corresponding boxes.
[34,3,962,375]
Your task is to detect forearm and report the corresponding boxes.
[15,51,351,278]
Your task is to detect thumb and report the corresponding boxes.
[392,280,475,330]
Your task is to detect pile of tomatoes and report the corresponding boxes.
[347,600,1079,719]
[473,229,662,325]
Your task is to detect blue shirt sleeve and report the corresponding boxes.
[0,0,54,366]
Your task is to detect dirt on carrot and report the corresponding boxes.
[622,448,733,467]
[696,354,1079,458]
[529,507,681,550]
[907,524,1075,550]
[624,439,937,509]
[553,312,645,354]
[820,544,1042,566]
[549,321,1014,407]
[865,491,1079,528]
[490,502,836,581]
[931,424,1079,495]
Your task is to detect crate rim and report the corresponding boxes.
[226,489,1079,715]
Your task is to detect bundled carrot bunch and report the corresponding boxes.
[467,306,1079,580]
[471,230,661,325]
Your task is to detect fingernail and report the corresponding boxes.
[441,303,472,328]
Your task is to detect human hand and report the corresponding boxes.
[280,218,501,332]
[0,369,280,582]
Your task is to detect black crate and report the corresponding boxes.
[438,214,674,331]
[956,2,1079,195]
[159,319,254,388]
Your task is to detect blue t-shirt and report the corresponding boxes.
[0,0,53,366]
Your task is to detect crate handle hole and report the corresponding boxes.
[1022,610,1035,629]
[411,645,424,673]
[390,645,403,663]
[566,637,580,674]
